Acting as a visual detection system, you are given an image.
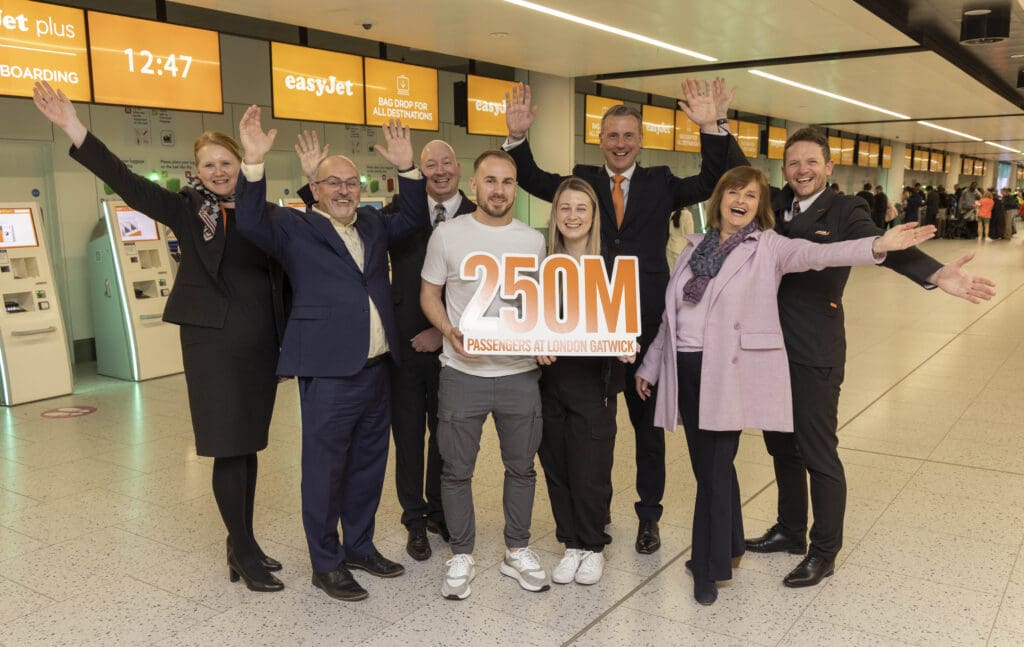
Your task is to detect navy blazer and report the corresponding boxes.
[508,133,745,331]
[771,184,941,367]
[235,173,429,377]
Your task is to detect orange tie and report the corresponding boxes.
[612,175,625,228]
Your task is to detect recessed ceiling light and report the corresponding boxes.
[748,70,909,119]
[917,120,983,141]
[502,0,716,62]
[964,9,992,15]
[490,31,509,38]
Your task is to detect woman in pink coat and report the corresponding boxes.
[635,166,934,605]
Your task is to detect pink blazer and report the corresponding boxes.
[636,229,879,433]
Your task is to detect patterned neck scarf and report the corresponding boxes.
[188,176,232,242]
[683,220,759,303]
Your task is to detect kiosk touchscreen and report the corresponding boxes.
[0,203,73,405]
[88,200,183,381]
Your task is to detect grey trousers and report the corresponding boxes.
[437,366,543,554]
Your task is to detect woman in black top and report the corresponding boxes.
[34,81,287,592]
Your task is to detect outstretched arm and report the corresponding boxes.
[926,253,996,303]
[239,105,278,165]
[373,119,414,170]
[295,130,328,183]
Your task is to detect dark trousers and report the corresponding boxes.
[762,361,846,560]
[677,352,744,581]
[298,364,391,572]
[623,340,665,522]
[538,358,616,552]
[389,348,444,529]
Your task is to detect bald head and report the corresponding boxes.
[311,154,362,225]
[420,139,461,202]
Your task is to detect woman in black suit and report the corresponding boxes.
[34,81,287,592]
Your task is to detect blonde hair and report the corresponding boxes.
[705,166,775,232]
[548,177,602,256]
[193,131,242,164]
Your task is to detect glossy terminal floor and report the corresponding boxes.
[2,236,1024,646]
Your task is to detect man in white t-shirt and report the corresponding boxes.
[420,149,549,600]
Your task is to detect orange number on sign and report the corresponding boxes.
[459,253,501,333]
[499,254,539,333]
[541,255,579,333]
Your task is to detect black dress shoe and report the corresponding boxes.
[227,537,282,572]
[783,554,834,588]
[745,524,807,555]
[406,527,432,561]
[343,550,406,578]
[693,577,718,605]
[312,567,368,601]
[635,520,661,554]
[426,518,451,542]
[227,549,284,592]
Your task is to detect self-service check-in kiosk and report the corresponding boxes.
[0,202,73,405]
[88,200,182,381]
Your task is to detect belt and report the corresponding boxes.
[364,353,390,369]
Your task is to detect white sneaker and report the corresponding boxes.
[500,546,551,592]
[574,551,604,585]
[552,548,585,584]
[441,553,476,600]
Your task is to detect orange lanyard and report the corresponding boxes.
[219,204,229,235]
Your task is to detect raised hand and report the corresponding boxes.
[295,130,329,182]
[711,76,736,121]
[32,81,87,147]
[927,252,997,303]
[505,82,538,141]
[373,119,413,170]
[873,222,936,253]
[239,105,277,164]
[678,78,719,131]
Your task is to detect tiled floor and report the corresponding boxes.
[2,235,1023,646]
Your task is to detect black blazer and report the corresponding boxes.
[772,185,942,367]
[508,133,745,332]
[71,132,288,339]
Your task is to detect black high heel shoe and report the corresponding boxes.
[227,549,284,592]
[226,537,282,572]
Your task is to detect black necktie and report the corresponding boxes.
[433,204,446,226]
[789,200,801,222]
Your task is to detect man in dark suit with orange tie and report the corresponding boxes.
[235,106,429,602]
[503,78,746,554]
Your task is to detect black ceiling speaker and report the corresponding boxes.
[960,6,1011,44]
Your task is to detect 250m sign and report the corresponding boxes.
[458,253,641,356]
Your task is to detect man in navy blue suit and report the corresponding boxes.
[235,106,429,602]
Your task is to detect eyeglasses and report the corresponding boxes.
[313,176,361,190]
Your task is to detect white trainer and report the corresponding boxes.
[552,548,585,584]
[574,551,604,585]
[441,553,476,600]
[500,546,551,592]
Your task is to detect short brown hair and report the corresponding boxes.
[473,149,516,172]
[193,131,242,163]
[548,177,601,256]
[600,104,642,132]
[705,166,775,232]
[783,127,829,163]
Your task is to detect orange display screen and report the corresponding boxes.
[767,126,786,160]
[467,74,514,137]
[0,207,38,248]
[271,42,363,124]
[737,121,759,158]
[87,12,222,112]
[0,0,90,100]
[882,145,891,169]
[585,95,622,145]
[365,58,437,130]
[828,136,842,165]
[641,104,673,151]
[674,110,700,152]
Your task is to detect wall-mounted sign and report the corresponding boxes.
[364,58,438,131]
[641,104,673,151]
[674,110,700,153]
[584,95,623,145]
[767,125,787,160]
[87,11,222,112]
[0,0,90,100]
[737,121,759,158]
[466,74,513,136]
[270,42,363,124]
